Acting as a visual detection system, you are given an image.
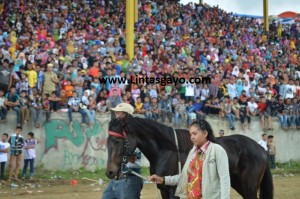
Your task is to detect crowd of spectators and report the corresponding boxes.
[0,0,300,131]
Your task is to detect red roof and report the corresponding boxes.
[278,11,300,18]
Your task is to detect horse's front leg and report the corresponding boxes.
[157,185,179,199]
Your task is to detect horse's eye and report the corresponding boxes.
[114,138,120,144]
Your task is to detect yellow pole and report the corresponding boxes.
[263,0,269,32]
[199,0,203,4]
[126,0,135,60]
[134,0,138,23]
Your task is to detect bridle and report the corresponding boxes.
[108,129,131,179]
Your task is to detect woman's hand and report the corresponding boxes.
[149,174,164,184]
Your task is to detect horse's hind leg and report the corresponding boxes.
[159,186,178,199]
[241,188,258,199]
[240,175,259,199]
[230,175,245,197]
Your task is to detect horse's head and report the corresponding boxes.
[106,118,137,179]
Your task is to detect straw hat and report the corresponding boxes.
[110,103,134,115]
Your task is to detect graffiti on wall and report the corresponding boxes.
[44,119,108,168]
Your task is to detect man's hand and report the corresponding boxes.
[148,175,164,184]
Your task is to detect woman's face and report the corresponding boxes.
[189,125,208,147]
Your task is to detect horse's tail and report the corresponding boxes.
[259,163,274,199]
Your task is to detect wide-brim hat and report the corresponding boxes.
[110,103,134,115]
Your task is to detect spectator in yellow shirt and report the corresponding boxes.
[24,62,37,93]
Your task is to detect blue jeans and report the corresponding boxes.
[68,108,87,124]
[226,113,235,128]
[175,112,187,126]
[12,106,21,124]
[289,114,297,126]
[144,112,152,119]
[0,162,5,180]
[0,107,7,120]
[152,113,159,121]
[297,115,300,127]
[286,114,291,127]
[278,114,288,128]
[22,158,35,177]
[83,109,95,123]
[102,176,143,199]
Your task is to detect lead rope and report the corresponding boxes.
[133,128,181,199]
[130,171,162,199]
[173,128,182,174]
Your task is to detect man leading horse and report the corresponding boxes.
[102,103,143,199]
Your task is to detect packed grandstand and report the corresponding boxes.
[0,0,300,131]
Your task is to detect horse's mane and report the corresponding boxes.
[126,117,191,151]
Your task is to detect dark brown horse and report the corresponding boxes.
[106,117,273,199]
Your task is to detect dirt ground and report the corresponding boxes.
[1,174,300,199]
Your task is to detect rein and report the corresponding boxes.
[108,130,127,139]
[172,128,182,174]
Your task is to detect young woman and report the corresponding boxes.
[149,119,231,199]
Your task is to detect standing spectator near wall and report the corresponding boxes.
[8,126,24,182]
[0,133,10,184]
[219,130,225,137]
[267,135,276,169]
[258,133,268,152]
[22,132,39,180]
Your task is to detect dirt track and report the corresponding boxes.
[1,175,300,199]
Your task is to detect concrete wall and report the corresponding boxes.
[1,111,299,171]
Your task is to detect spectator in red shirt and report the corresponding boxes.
[257,97,272,131]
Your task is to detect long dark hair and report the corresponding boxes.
[190,119,217,143]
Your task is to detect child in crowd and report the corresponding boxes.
[64,80,74,98]
[143,96,152,119]
[49,91,61,112]
[149,85,158,99]
[37,65,45,93]
[187,100,196,125]
[0,133,10,184]
[59,90,68,108]
[97,99,108,113]
[131,84,141,102]
[16,73,30,95]
[8,126,24,181]
[22,132,39,180]
[122,94,129,103]
[175,98,188,127]
[90,77,101,96]
[20,90,30,124]
[134,97,145,114]
[24,63,37,94]
[42,93,50,122]
[0,90,8,123]
[150,97,159,121]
